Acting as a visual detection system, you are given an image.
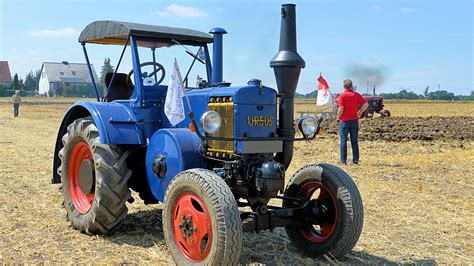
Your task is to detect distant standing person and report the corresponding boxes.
[12,90,21,117]
[337,80,368,164]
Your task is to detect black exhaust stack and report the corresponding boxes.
[271,4,305,169]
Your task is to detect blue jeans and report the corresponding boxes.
[339,120,359,163]
[13,103,20,117]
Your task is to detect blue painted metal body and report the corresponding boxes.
[69,101,144,144]
[57,27,278,202]
[177,83,277,154]
[145,129,206,201]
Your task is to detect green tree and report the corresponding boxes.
[423,86,429,98]
[11,73,20,91]
[23,71,36,92]
[63,83,93,97]
[19,77,24,91]
[427,90,456,100]
[100,58,114,83]
[0,84,9,97]
[34,69,41,90]
[48,87,56,97]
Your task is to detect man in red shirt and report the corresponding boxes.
[337,79,369,164]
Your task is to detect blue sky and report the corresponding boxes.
[0,0,472,95]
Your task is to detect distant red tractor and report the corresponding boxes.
[330,94,390,119]
[362,95,390,118]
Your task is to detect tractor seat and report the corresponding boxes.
[104,73,133,102]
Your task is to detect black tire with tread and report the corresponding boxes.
[58,117,132,235]
[163,169,242,265]
[283,163,363,259]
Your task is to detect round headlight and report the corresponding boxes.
[298,116,317,136]
[200,111,221,134]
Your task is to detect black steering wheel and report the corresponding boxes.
[127,62,166,88]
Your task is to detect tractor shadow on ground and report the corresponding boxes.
[239,228,436,264]
[106,208,165,248]
[344,252,436,265]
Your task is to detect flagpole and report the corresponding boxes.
[174,58,193,113]
[318,72,321,110]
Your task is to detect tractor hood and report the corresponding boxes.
[184,84,277,105]
[178,84,278,150]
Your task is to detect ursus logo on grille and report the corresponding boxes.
[247,116,273,127]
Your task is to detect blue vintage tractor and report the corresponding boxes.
[52,4,363,264]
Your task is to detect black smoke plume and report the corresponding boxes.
[345,63,389,92]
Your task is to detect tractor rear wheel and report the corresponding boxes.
[58,117,131,235]
[283,163,363,259]
[163,169,242,265]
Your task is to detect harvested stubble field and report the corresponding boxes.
[0,98,473,264]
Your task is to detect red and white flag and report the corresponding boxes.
[316,74,333,106]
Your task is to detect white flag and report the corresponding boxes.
[165,59,186,126]
[316,89,333,106]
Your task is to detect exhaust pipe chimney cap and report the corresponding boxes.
[270,4,305,68]
[209,27,227,34]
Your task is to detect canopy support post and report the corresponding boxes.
[130,37,143,106]
[203,45,212,85]
[82,42,100,102]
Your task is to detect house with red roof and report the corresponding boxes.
[0,61,12,86]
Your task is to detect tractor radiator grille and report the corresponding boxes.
[207,96,234,159]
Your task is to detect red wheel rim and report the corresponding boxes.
[68,141,95,214]
[298,182,338,243]
[172,192,212,262]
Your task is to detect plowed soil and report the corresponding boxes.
[322,116,474,142]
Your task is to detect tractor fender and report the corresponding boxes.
[145,129,206,202]
[52,101,144,183]
[70,101,144,145]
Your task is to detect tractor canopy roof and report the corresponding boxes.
[78,21,213,48]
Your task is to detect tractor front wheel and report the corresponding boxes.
[58,117,132,234]
[283,163,363,259]
[163,169,242,265]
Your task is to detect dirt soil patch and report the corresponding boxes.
[322,116,474,142]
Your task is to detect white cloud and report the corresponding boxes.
[27,27,79,38]
[215,7,224,13]
[400,7,416,13]
[154,4,206,18]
